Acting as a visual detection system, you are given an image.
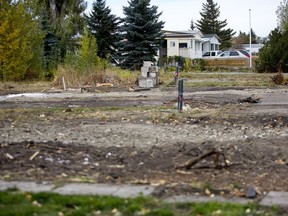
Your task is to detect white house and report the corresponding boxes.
[241,44,264,55]
[202,34,221,52]
[159,30,221,60]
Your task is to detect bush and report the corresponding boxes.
[256,27,288,73]
[271,72,284,84]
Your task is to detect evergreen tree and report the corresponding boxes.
[196,0,235,49]
[85,0,120,59]
[41,11,60,76]
[256,27,288,73]
[117,0,165,70]
[190,19,196,30]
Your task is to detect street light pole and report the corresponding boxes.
[249,9,252,69]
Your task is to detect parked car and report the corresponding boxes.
[202,50,222,58]
[218,50,250,58]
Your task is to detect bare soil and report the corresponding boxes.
[0,85,288,199]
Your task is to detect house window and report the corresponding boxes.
[210,44,215,51]
[170,42,175,47]
[179,43,188,48]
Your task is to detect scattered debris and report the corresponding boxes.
[276,159,286,165]
[133,87,151,92]
[96,83,114,87]
[176,149,228,169]
[5,153,14,160]
[29,151,40,161]
[128,87,134,92]
[81,86,102,93]
[238,95,261,103]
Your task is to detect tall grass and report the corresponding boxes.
[52,65,139,88]
[52,29,139,88]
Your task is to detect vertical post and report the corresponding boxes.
[62,76,67,91]
[174,62,179,84]
[249,9,252,69]
[178,79,184,112]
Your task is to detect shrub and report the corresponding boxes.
[271,72,285,85]
[256,27,288,73]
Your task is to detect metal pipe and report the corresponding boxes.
[178,79,184,112]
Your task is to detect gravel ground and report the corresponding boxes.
[1,86,288,198]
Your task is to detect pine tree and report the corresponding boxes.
[117,0,165,70]
[196,0,235,49]
[85,0,120,59]
[190,19,196,30]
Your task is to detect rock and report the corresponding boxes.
[246,185,257,199]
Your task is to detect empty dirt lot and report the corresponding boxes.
[0,85,288,199]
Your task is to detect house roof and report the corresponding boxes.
[241,44,264,48]
[163,30,203,38]
[203,34,221,41]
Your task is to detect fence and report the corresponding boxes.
[204,57,258,67]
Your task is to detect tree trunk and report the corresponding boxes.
[49,0,57,27]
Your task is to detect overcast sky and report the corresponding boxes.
[86,0,281,37]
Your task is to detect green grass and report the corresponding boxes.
[0,191,280,216]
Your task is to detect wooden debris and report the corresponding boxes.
[128,87,135,92]
[133,87,151,92]
[176,149,228,169]
[29,151,40,161]
[5,153,14,160]
[238,95,261,103]
[96,83,114,87]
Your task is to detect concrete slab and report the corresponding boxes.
[53,183,120,195]
[165,195,252,205]
[1,180,287,207]
[0,181,155,198]
[260,191,288,207]
[53,183,155,198]
[0,180,54,192]
[113,185,155,198]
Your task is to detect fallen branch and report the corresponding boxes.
[29,151,40,161]
[238,95,261,103]
[5,153,14,160]
[175,149,228,169]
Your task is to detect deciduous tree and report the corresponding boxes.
[276,0,288,31]
[39,0,87,61]
[0,0,44,81]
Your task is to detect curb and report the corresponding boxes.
[0,181,287,208]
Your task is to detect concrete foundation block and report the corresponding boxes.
[149,66,158,73]
[139,77,157,88]
[143,61,153,67]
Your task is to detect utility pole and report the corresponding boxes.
[249,9,252,69]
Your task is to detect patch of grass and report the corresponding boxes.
[0,191,280,216]
[158,72,279,88]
